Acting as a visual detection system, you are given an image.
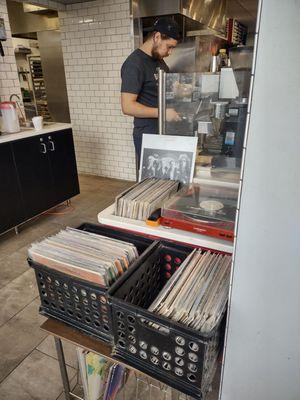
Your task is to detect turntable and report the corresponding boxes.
[161,183,238,241]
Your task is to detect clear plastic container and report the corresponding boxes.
[0,102,20,133]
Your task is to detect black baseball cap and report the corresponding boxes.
[145,17,180,40]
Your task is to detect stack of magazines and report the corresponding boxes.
[149,249,231,333]
[28,227,138,286]
[114,179,180,221]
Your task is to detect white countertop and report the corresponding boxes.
[0,123,72,144]
[98,204,233,254]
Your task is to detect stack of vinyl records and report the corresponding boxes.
[115,178,180,221]
[77,348,176,400]
[77,348,127,400]
[149,249,231,333]
[28,227,139,287]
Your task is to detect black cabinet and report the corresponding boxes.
[1,128,80,235]
[13,128,80,220]
[13,135,56,219]
[0,143,25,234]
[47,130,80,204]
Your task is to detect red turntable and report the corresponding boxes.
[161,183,238,241]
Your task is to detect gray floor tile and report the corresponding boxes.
[0,248,30,289]
[0,350,76,400]
[0,231,32,258]
[37,335,78,369]
[0,269,38,327]
[57,381,83,400]
[0,174,135,398]
[40,212,87,230]
[20,216,65,238]
[78,201,112,221]
[0,298,47,382]
[71,191,101,207]
[0,220,61,257]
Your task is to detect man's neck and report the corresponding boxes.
[140,41,153,57]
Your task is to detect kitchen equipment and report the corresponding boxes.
[213,101,228,120]
[208,101,228,142]
[162,72,220,137]
[136,0,227,35]
[0,102,20,133]
[210,55,218,73]
[220,46,253,158]
[221,101,248,157]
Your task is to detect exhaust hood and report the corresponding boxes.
[133,0,227,34]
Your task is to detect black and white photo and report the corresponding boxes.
[141,148,193,184]
[140,134,198,184]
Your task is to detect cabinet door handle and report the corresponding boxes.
[40,143,47,154]
[49,140,55,151]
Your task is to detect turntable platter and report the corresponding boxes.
[200,200,224,212]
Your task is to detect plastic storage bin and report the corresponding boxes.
[109,241,226,399]
[28,223,154,343]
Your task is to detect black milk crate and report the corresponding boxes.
[109,241,226,399]
[28,222,154,343]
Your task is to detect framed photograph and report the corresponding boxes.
[139,134,198,184]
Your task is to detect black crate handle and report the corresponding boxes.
[109,241,161,295]
[138,315,170,336]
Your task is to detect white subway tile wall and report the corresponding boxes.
[0,0,22,102]
[30,0,65,11]
[0,0,136,180]
[59,0,136,180]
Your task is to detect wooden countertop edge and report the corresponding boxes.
[40,318,112,359]
[40,318,146,376]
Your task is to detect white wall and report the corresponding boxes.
[58,0,136,180]
[1,0,136,181]
[0,0,22,102]
[220,1,300,399]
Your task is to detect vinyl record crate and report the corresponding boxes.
[28,223,154,343]
[109,241,227,399]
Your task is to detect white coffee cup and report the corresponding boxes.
[32,116,43,130]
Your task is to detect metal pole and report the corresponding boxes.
[54,337,72,400]
[158,69,166,135]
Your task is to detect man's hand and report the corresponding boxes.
[166,108,181,122]
[121,94,181,122]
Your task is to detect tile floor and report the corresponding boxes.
[0,174,220,400]
[0,174,132,400]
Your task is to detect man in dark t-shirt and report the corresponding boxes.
[121,18,181,167]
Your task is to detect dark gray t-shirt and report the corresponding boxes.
[121,48,169,135]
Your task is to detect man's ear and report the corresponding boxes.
[153,31,161,43]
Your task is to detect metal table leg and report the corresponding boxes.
[54,337,72,400]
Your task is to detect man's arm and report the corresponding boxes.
[121,92,181,121]
[121,93,158,118]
